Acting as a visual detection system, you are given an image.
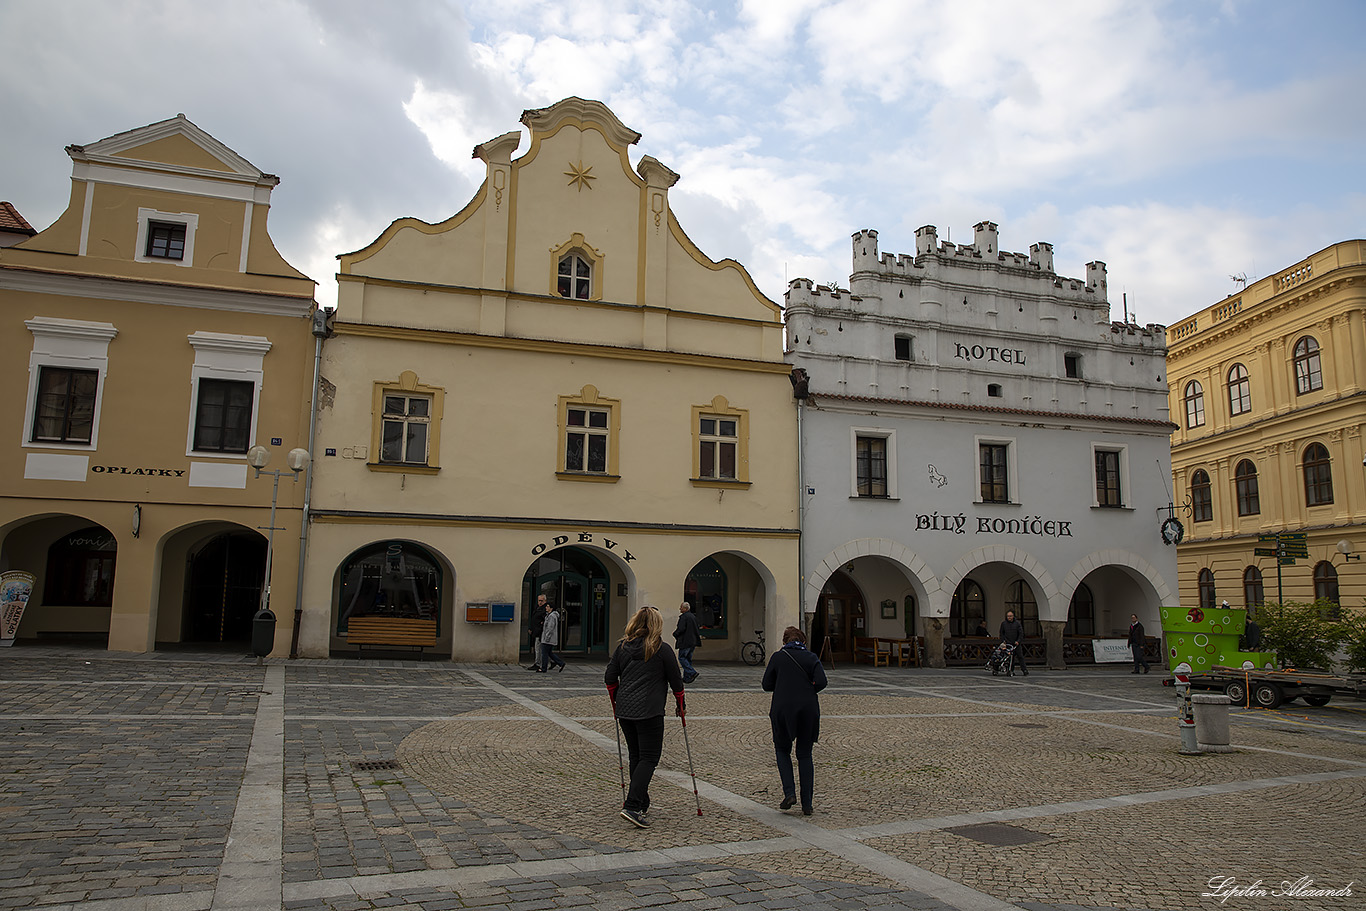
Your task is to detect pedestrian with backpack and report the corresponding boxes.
[762,626,827,816]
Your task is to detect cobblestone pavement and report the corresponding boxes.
[1,647,1363,911]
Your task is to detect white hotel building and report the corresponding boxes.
[786,222,1177,668]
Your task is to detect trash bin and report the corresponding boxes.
[252,608,276,659]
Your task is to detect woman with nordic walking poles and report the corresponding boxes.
[762,625,827,816]
[604,605,686,828]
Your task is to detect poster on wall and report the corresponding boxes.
[0,571,36,646]
[1091,638,1132,663]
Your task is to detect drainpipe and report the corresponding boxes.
[290,307,334,659]
[790,368,810,638]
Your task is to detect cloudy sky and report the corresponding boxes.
[3,0,1362,327]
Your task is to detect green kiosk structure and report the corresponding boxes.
[1159,604,1277,672]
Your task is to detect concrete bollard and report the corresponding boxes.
[1192,693,1234,752]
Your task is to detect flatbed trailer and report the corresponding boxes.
[1163,665,1366,709]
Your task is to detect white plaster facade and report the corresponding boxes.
[786,223,1178,668]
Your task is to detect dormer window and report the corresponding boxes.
[558,253,592,300]
[146,221,186,260]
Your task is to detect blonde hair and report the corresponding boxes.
[620,605,664,660]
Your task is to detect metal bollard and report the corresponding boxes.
[1173,663,1200,755]
[1192,693,1233,753]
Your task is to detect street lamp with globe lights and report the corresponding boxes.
[247,445,310,621]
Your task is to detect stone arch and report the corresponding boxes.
[1063,549,1174,609]
[941,545,1060,620]
[806,538,941,617]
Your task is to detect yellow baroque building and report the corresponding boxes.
[0,116,317,654]
[1167,240,1366,613]
[298,98,799,661]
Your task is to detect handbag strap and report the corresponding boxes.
[782,647,816,688]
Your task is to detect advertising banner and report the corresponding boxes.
[1,571,36,646]
[1091,638,1132,663]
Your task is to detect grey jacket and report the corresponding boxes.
[540,610,559,645]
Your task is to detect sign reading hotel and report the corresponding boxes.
[0,571,36,647]
[952,341,1027,366]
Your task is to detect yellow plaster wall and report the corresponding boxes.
[115,134,236,172]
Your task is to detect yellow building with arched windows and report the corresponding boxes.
[1167,240,1366,613]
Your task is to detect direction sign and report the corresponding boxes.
[1279,532,1307,541]
[1284,548,1309,558]
[1258,534,1281,542]
[1279,557,1298,565]
[1253,547,1278,557]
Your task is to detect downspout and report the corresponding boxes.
[790,368,810,638]
[290,306,334,659]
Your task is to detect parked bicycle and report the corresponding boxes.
[741,629,766,666]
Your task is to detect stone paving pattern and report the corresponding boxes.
[1,650,1363,911]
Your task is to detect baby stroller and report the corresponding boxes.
[986,641,1017,676]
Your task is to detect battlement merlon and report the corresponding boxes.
[848,225,1106,301]
[784,277,861,311]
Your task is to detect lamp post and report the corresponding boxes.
[247,446,310,618]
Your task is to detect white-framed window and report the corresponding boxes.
[975,435,1016,504]
[698,414,738,479]
[557,252,592,300]
[556,385,619,481]
[23,317,118,450]
[135,207,199,267]
[1091,442,1129,508]
[186,332,269,457]
[1227,363,1251,415]
[381,393,432,465]
[850,427,897,498]
[1183,380,1205,428]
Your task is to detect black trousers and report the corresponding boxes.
[771,711,817,809]
[618,715,664,812]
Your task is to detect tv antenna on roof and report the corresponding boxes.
[1230,272,1248,289]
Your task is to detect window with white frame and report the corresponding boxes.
[1227,363,1251,415]
[186,332,269,457]
[1183,380,1205,428]
[698,414,737,480]
[1094,448,1123,507]
[23,318,118,449]
[566,406,610,473]
[850,428,896,498]
[135,207,198,268]
[557,252,592,300]
[381,393,432,464]
[1293,336,1323,394]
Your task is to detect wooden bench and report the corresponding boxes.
[853,636,889,666]
[346,617,438,656]
[884,637,923,667]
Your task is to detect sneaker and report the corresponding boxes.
[620,808,650,828]
[779,795,797,810]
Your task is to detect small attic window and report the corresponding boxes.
[558,253,592,300]
[134,207,198,268]
[894,335,912,361]
[146,222,186,260]
[987,384,1003,398]
[1064,353,1082,379]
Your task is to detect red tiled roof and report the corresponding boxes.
[0,201,36,234]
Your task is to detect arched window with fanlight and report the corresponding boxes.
[1227,363,1251,415]
[1293,336,1323,394]
[1191,469,1213,522]
[1198,568,1216,612]
[684,557,728,638]
[337,541,443,633]
[1314,561,1339,610]
[1183,380,1205,428]
[1242,566,1264,610]
[1303,442,1333,506]
[949,579,984,638]
[1235,460,1260,516]
[1005,580,1040,638]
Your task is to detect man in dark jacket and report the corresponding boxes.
[762,626,828,816]
[674,601,702,683]
[999,610,1028,676]
[526,594,547,670]
[1128,613,1151,674]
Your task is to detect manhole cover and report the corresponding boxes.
[1008,723,1047,729]
[947,823,1050,846]
[353,760,401,772]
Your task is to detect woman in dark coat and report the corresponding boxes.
[761,626,827,815]
[604,606,685,828]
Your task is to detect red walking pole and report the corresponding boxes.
[677,692,702,816]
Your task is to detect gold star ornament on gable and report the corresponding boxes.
[564,160,596,191]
